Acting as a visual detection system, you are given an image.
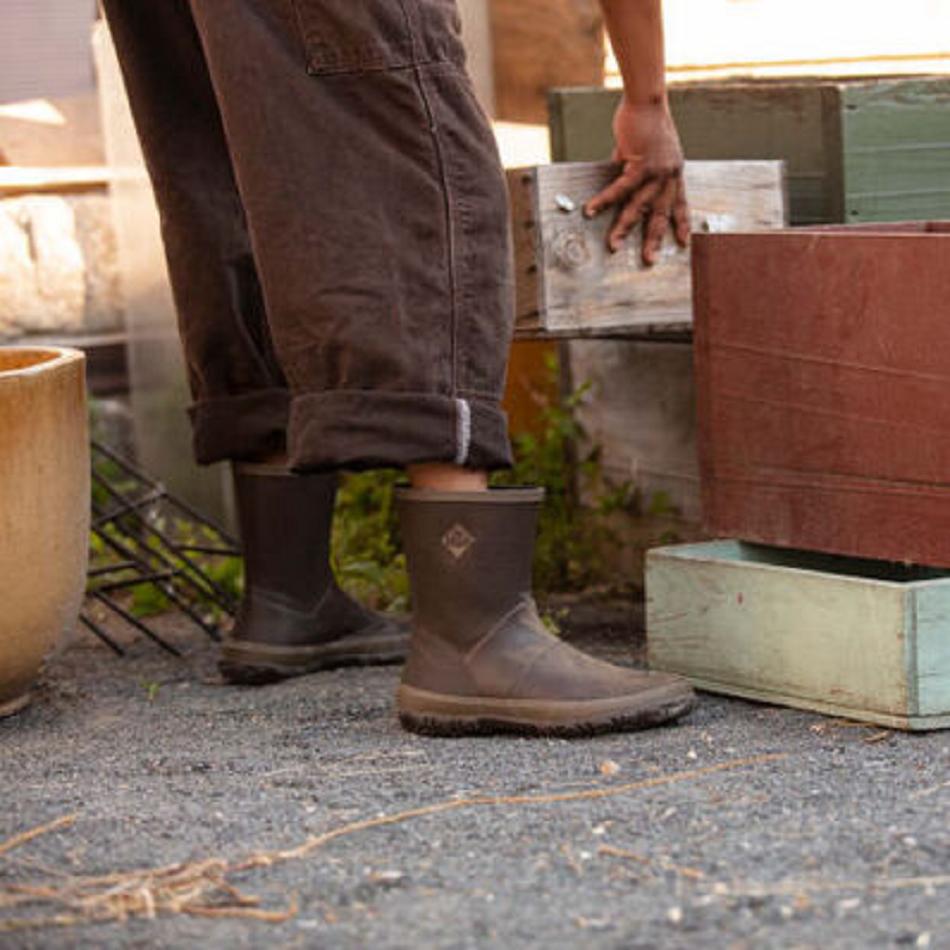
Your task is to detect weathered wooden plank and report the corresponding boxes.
[647,540,950,731]
[548,86,620,164]
[693,224,950,568]
[489,0,604,124]
[912,584,950,719]
[0,166,109,196]
[840,78,950,222]
[509,160,786,338]
[569,339,703,518]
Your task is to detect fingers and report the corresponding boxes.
[641,177,677,266]
[584,162,691,262]
[583,159,647,219]
[607,178,663,253]
[672,177,690,248]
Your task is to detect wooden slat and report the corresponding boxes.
[647,540,950,731]
[840,78,950,222]
[0,166,109,196]
[509,160,787,340]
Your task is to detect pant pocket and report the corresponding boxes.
[291,0,414,75]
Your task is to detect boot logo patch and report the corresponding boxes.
[442,523,475,560]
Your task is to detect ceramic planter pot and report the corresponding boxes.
[0,347,89,717]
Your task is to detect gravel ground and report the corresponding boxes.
[1,604,947,949]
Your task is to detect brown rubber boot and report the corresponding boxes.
[219,464,408,684]
[395,487,696,737]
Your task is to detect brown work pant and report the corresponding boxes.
[101,0,514,472]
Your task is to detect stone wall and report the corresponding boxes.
[0,191,122,339]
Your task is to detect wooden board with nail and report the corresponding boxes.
[508,160,787,340]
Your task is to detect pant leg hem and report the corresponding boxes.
[189,389,290,464]
[288,390,512,472]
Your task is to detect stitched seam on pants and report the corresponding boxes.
[399,0,459,404]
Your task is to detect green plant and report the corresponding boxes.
[140,680,161,702]
[331,469,409,613]
[86,351,637,624]
[492,353,631,592]
[87,440,244,622]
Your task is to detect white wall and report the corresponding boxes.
[662,0,950,67]
[458,0,495,114]
[0,0,97,104]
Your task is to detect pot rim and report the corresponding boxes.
[0,345,85,379]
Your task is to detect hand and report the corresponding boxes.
[583,98,690,265]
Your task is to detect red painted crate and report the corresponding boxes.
[693,222,950,567]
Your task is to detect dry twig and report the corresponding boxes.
[0,754,784,933]
[0,815,77,859]
[598,843,705,881]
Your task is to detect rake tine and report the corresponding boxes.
[91,592,181,657]
[89,526,224,641]
[91,475,237,614]
[92,440,237,544]
[87,441,240,651]
[87,562,139,578]
[164,592,223,642]
[175,544,241,558]
[79,613,125,656]
[89,529,229,643]
[89,572,177,594]
[92,488,165,529]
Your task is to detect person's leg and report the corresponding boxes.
[100,0,406,679]
[185,0,513,474]
[409,464,487,492]
[101,0,288,464]
[219,464,407,684]
[183,0,693,733]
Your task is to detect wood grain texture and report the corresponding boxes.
[489,0,603,124]
[0,166,108,196]
[693,223,950,568]
[509,160,786,338]
[647,541,950,731]
[911,584,950,718]
[840,78,950,223]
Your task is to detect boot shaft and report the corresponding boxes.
[396,487,543,648]
[232,463,336,604]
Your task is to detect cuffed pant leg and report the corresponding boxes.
[187,0,515,471]
[101,0,290,464]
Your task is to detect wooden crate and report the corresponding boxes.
[508,160,786,339]
[549,78,950,225]
[693,222,950,568]
[647,540,950,731]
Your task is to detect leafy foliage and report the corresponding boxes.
[492,353,632,592]
[331,469,409,613]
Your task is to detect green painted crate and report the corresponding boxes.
[550,78,950,225]
[647,540,950,731]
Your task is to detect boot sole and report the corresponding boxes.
[220,633,408,685]
[397,682,697,738]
